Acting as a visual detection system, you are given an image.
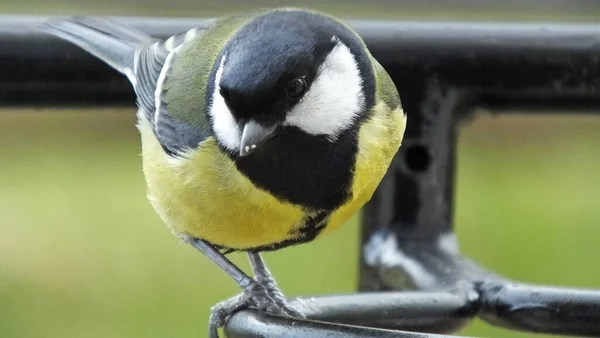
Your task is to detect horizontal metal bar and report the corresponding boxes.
[286,290,478,334]
[1,15,599,112]
[478,93,600,114]
[224,309,464,338]
[223,278,600,337]
[225,230,600,336]
[478,281,600,337]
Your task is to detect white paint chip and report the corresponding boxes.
[364,231,438,290]
[437,232,459,254]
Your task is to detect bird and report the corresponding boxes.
[40,7,407,337]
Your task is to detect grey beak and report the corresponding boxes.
[239,120,277,157]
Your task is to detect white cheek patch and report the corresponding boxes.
[208,55,240,152]
[284,39,365,140]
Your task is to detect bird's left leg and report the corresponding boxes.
[184,237,273,318]
[247,252,305,318]
[183,236,302,336]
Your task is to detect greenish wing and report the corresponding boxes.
[371,57,402,112]
[163,12,263,133]
[135,25,217,156]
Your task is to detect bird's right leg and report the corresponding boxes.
[247,252,304,318]
[182,236,293,336]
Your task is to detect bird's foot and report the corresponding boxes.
[182,237,304,337]
[245,252,305,319]
[209,280,304,328]
[253,273,305,319]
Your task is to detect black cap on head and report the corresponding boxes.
[218,11,338,127]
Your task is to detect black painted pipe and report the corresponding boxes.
[0,15,599,110]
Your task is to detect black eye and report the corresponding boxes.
[286,77,308,99]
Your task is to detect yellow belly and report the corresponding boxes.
[323,102,406,235]
[138,103,405,250]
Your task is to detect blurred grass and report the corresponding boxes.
[0,109,599,338]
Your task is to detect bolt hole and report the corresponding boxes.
[404,144,431,173]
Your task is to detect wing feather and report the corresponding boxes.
[133,28,212,155]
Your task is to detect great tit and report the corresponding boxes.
[41,7,406,335]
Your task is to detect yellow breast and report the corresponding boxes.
[138,103,405,250]
[324,102,406,235]
[139,115,305,249]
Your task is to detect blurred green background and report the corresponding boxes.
[1,1,600,338]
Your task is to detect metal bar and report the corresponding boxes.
[224,309,464,338]
[361,230,498,292]
[286,290,478,334]
[359,81,473,291]
[478,93,600,114]
[1,15,600,111]
[223,244,600,337]
[360,228,600,336]
[478,281,600,337]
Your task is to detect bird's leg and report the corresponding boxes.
[247,252,305,318]
[186,236,256,291]
[183,236,301,334]
[247,252,284,301]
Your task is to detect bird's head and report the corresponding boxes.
[208,9,373,157]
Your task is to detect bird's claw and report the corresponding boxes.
[247,282,305,319]
[209,292,251,327]
[279,301,305,318]
[209,282,304,328]
[254,280,305,319]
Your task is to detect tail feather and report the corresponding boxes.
[40,16,154,80]
[69,16,151,44]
